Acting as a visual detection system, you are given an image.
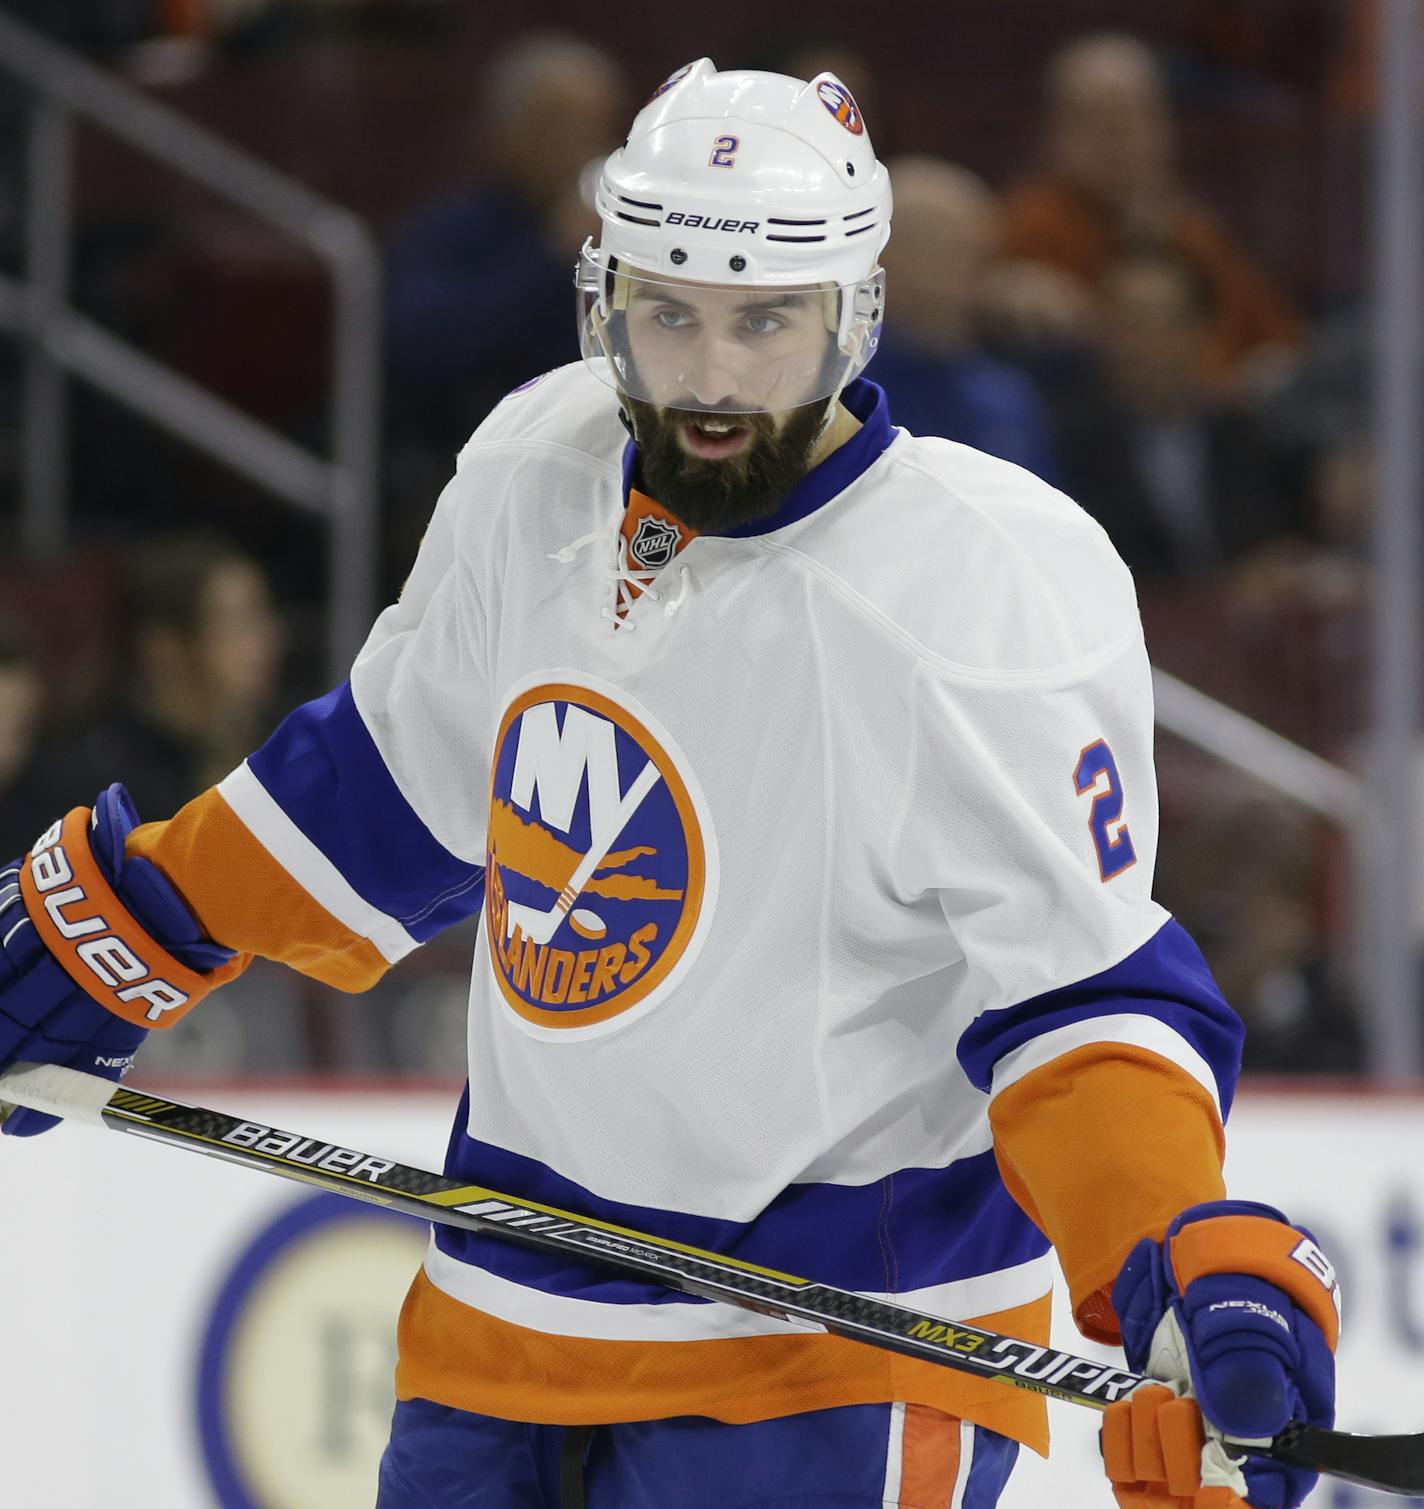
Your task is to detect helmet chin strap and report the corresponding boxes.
[810,395,841,451]
[812,332,867,448]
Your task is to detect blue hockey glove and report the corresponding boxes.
[0,784,240,1136]
[1111,1200,1340,1509]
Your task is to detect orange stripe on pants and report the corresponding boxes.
[898,1403,962,1509]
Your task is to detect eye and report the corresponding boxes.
[743,313,784,336]
[651,308,693,330]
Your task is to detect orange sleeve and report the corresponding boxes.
[127,786,392,993]
[988,1044,1227,1343]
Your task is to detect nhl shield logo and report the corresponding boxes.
[630,515,682,570]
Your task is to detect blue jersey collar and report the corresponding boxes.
[621,378,893,538]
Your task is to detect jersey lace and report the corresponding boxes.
[549,531,692,633]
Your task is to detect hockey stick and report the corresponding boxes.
[1,1062,1419,1496]
[503,759,661,945]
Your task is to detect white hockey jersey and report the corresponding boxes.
[133,362,1243,1450]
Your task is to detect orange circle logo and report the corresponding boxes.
[484,677,715,1031]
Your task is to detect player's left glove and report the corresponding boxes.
[0,784,242,1135]
[1102,1200,1340,1509]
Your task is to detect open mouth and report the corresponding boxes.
[680,416,752,461]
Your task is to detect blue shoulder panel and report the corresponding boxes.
[956,919,1244,1116]
[247,682,484,940]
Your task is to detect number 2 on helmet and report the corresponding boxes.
[708,134,739,168]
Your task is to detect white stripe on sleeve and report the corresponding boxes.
[988,1012,1222,1116]
[217,762,419,965]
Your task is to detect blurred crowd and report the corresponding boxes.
[0,0,1396,1077]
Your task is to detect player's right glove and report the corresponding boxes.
[0,783,244,1136]
[1101,1200,1339,1509]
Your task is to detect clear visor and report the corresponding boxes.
[575,244,883,415]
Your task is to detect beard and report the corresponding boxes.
[623,396,827,533]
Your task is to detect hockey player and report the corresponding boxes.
[0,61,1338,1509]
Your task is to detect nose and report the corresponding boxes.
[681,334,746,410]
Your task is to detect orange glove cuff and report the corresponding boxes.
[19,806,243,1029]
[1167,1215,1342,1353]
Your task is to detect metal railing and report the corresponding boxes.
[1151,669,1369,1030]
[1152,668,1362,824]
[0,10,381,682]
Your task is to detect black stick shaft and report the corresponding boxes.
[3,1066,1421,1495]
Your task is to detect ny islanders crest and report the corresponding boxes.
[485,673,717,1033]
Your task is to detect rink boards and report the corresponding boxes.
[0,1085,1419,1509]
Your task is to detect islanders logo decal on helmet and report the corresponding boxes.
[484,672,717,1035]
[816,78,864,135]
[647,61,694,103]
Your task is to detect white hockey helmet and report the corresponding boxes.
[577,58,891,414]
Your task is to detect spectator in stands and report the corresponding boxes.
[871,156,1058,482]
[995,33,1302,393]
[1172,0,1334,108]
[1158,786,1361,1075]
[1323,0,1423,119]
[384,31,627,456]
[1053,246,1295,582]
[58,533,284,821]
[1263,312,1374,548]
[0,621,73,859]
[1224,310,1381,616]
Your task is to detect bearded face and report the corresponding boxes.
[614,279,845,529]
[622,395,828,532]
